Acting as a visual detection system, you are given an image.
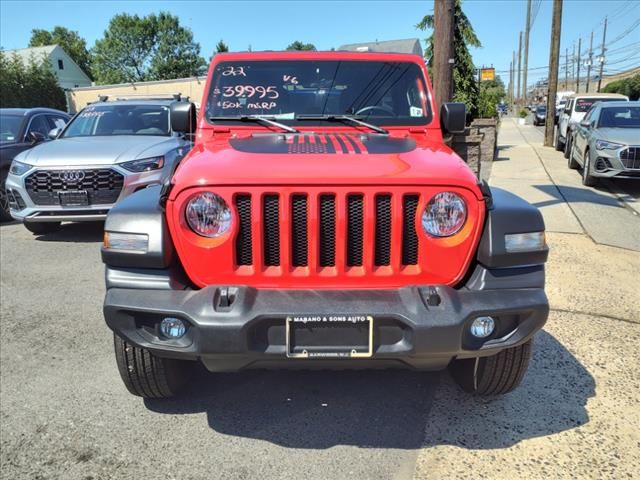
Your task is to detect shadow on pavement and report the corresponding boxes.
[422,331,594,450]
[146,331,593,450]
[533,184,627,210]
[34,221,104,243]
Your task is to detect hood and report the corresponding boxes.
[18,135,177,167]
[170,132,481,198]
[596,128,640,146]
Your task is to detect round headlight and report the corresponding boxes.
[422,192,467,237]
[185,192,232,238]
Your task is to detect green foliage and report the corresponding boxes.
[0,50,66,110]
[478,77,506,118]
[29,26,92,78]
[286,41,316,51]
[519,108,528,118]
[417,0,481,117]
[602,74,640,100]
[91,12,206,84]
[216,40,229,53]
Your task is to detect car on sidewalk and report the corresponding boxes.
[0,108,70,222]
[568,101,640,186]
[101,51,549,399]
[555,92,628,157]
[533,105,546,126]
[5,95,193,235]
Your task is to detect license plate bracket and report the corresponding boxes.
[59,190,89,206]
[286,315,373,358]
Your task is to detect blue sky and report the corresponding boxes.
[1,0,639,88]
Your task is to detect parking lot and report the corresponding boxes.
[0,117,638,480]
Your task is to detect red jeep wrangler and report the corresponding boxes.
[102,51,549,398]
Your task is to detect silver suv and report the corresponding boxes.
[6,95,194,234]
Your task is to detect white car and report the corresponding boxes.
[555,93,628,157]
[6,96,195,235]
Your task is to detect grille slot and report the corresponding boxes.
[24,169,124,206]
[374,195,392,266]
[346,194,364,267]
[319,195,336,267]
[235,195,253,266]
[263,195,280,266]
[402,195,419,265]
[291,195,308,266]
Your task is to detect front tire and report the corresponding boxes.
[450,340,532,396]
[113,334,191,398]
[0,181,12,222]
[564,135,572,159]
[582,149,597,187]
[24,221,61,235]
[554,130,564,151]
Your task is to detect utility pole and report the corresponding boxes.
[512,50,516,105]
[576,37,581,93]
[572,42,575,86]
[509,60,514,104]
[433,0,455,109]
[544,0,563,147]
[517,31,523,105]
[585,31,593,93]
[523,0,532,105]
[597,17,608,92]
[565,48,568,90]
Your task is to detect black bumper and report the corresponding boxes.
[103,266,549,372]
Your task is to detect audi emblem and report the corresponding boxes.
[60,170,85,182]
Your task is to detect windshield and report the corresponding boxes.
[0,115,24,143]
[206,60,431,126]
[536,106,546,114]
[574,97,622,113]
[63,104,170,138]
[598,106,640,128]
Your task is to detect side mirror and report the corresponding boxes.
[29,131,46,144]
[48,127,61,140]
[170,101,197,134]
[580,120,592,128]
[440,102,466,134]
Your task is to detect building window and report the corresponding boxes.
[58,59,64,70]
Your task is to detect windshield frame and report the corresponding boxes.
[61,103,172,139]
[205,58,434,128]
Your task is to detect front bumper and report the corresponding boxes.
[5,164,165,222]
[104,266,549,372]
[589,148,640,180]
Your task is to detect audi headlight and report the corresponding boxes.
[422,192,467,237]
[9,160,32,176]
[595,140,624,151]
[120,156,164,172]
[185,192,232,238]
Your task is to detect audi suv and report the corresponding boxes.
[5,96,193,234]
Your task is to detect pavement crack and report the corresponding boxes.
[551,307,639,325]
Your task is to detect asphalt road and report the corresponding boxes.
[1,120,638,479]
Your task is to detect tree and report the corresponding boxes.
[216,40,229,53]
[91,12,206,84]
[417,0,481,117]
[29,26,92,78]
[0,51,66,110]
[477,77,506,118]
[286,41,316,51]
[602,74,640,100]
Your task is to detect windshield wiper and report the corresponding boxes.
[209,115,298,133]
[296,114,389,135]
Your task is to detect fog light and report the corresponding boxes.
[160,317,186,339]
[470,316,495,338]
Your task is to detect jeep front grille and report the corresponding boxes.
[233,191,420,271]
[24,168,124,206]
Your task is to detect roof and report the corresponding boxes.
[566,92,629,100]
[2,45,57,63]
[597,100,640,107]
[0,107,69,116]
[338,39,423,56]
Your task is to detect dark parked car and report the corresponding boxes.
[0,108,70,221]
[533,105,546,126]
